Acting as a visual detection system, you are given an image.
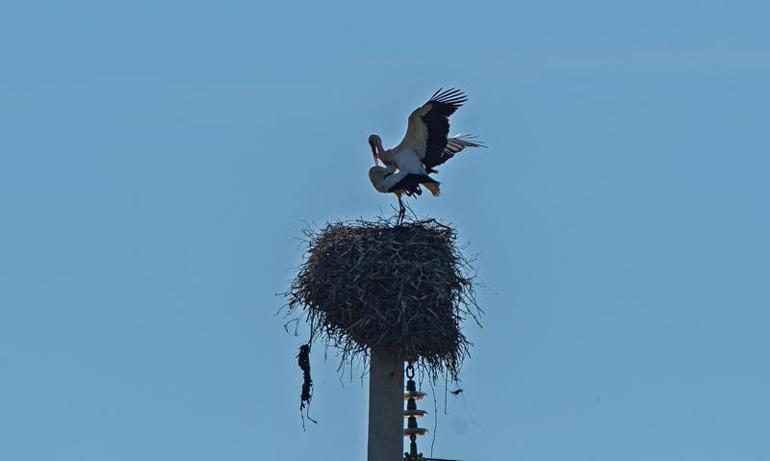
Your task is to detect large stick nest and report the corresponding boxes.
[285,218,481,381]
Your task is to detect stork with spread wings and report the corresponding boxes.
[367,88,485,222]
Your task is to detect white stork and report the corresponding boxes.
[367,88,485,222]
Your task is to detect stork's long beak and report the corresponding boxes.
[370,144,380,166]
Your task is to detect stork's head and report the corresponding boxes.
[368,134,382,166]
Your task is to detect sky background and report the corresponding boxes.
[2,1,770,460]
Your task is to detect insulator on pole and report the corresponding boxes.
[403,362,429,460]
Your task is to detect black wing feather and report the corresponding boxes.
[430,135,486,173]
[422,88,468,170]
[387,174,439,196]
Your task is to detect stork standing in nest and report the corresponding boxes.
[367,88,485,223]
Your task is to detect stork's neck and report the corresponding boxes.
[375,140,397,163]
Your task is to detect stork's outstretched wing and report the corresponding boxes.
[396,88,468,161]
[425,134,486,172]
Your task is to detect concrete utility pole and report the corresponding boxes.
[367,348,404,461]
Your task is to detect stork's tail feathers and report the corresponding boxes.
[423,180,441,196]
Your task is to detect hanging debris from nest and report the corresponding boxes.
[296,343,317,428]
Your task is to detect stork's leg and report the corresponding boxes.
[396,193,406,225]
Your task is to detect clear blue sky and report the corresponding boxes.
[2,1,769,460]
